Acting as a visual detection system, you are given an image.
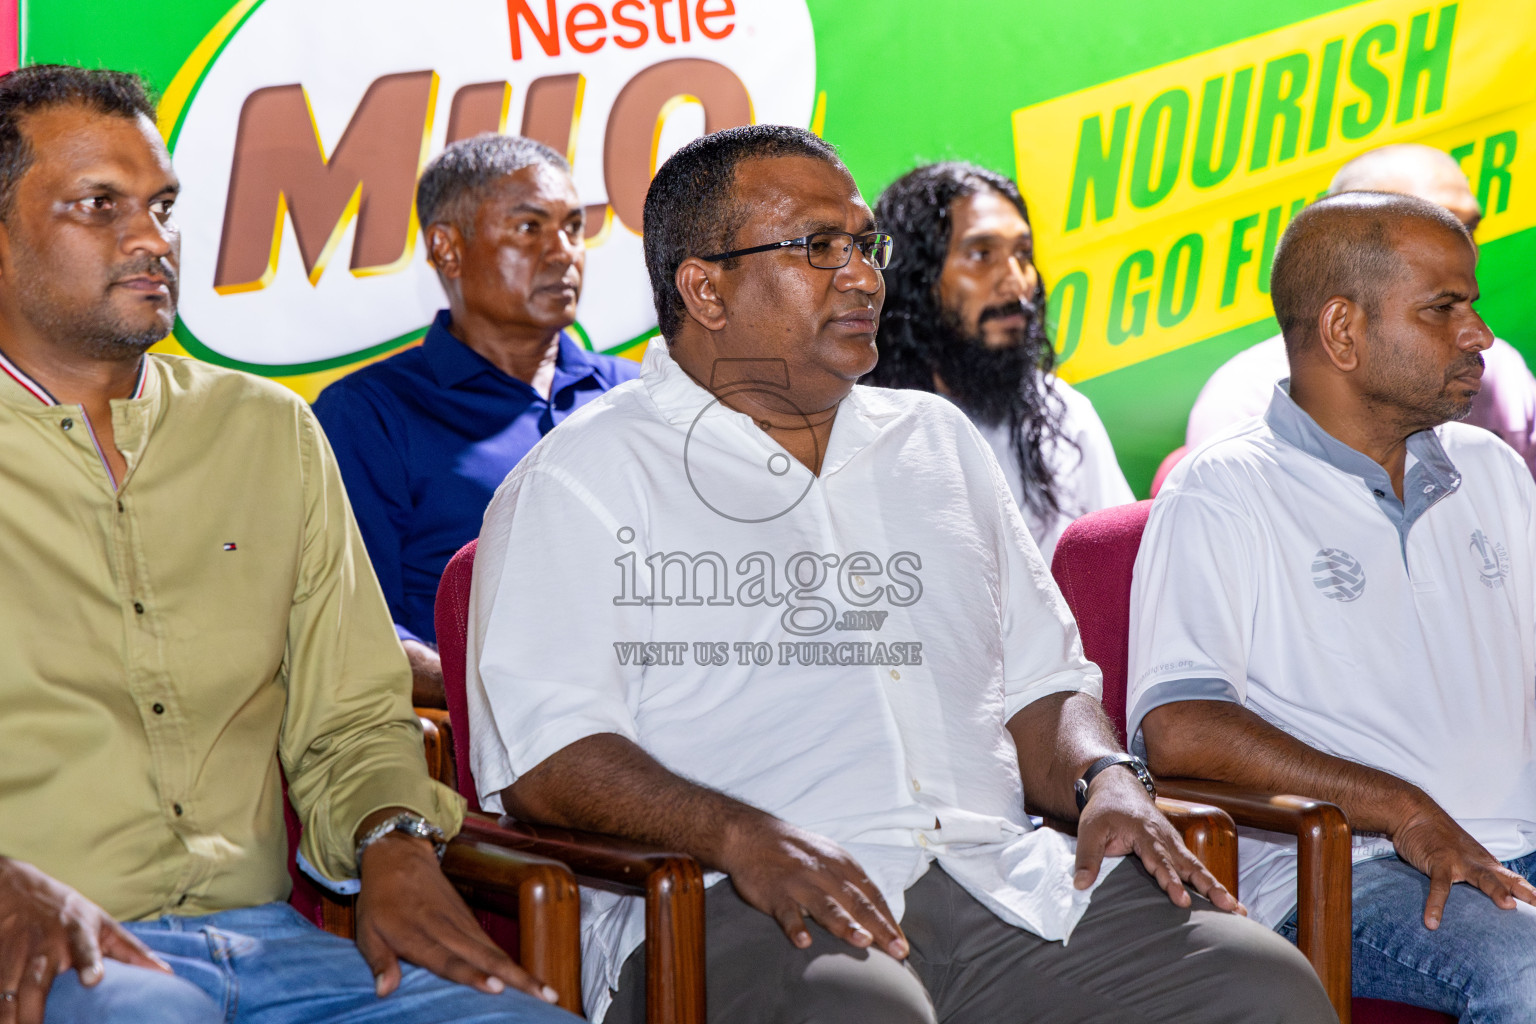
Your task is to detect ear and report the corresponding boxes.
[675,257,728,332]
[1316,295,1363,373]
[425,223,464,279]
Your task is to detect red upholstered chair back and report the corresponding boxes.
[1048,500,1152,746]
[435,540,483,811]
[283,779,327,928]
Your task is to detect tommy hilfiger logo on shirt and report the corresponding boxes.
[1312,548,1366,602]
[1469,531,1510,590]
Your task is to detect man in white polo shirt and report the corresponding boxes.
[1130,191,1536,1021]
[465,124,1333,1023]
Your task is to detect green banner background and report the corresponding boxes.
[27,0,1536,493]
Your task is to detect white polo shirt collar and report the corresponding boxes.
[1265,379,1461,557]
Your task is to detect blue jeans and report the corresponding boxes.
[1277,851,1536,1024]
[42,902,577,1024]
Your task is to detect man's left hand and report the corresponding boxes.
[355,831,559,1004]
[1071,768,1243,914]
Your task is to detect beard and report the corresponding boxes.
[1438,350,1486,422]
[933,298,1044,426]
[1361,327,1485,429]
[11,252,178,361]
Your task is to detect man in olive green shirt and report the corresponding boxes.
[0,66,574,1024]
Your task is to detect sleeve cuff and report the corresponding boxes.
[395,623,426,646]
[299,763,467,884]
[297,850,360,896]
[1003,666,1102,723]
[1125,677,1240,758]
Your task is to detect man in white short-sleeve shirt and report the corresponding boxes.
[1131,190,1536,1021]
[467,125,1331,1024]
[866,162,1133,560]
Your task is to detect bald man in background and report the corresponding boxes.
[1186,144,1536,474]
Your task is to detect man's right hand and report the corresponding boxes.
[0,858,172,1024]
[717,817,909,959]
[1392,801,1536,929]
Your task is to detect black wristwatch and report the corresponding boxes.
[1074,754,1156,810]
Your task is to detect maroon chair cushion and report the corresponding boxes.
[434,539,481,811]
[432,539,524,957]
[1353,1000,1455,1023]
[283,777,327,929]
[1048,500,1152,748]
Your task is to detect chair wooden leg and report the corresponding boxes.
[444,827,583,1015]
[320,892,356,938]
[1291,797,1353,1024]
[644,856,706,1024]
[517,865,583,1015]
[1160,780,1354,1024]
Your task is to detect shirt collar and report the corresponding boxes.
[638,337,885,477]
[422,309,599,390]
[1263,378,1461,548]
[0,346,148,409]
[640,337,731,426]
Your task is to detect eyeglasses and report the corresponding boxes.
[700,231,894,270]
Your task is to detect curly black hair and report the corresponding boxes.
[868,162,1074,523]
[0,65,156,223]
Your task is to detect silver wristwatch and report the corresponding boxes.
[355,812,447,869]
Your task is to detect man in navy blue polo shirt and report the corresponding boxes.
[314,135,639,706]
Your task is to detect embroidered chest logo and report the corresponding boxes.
[1311,548,1366,602]
[1469,530,1510,589]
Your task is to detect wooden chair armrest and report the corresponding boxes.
[1157,778,1353,1023]
[1153,796,1238,895]
[441,831,582,1014]
[462,814,706,1024]
[416,708,455,786]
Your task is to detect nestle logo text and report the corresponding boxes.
[509,0,737,60]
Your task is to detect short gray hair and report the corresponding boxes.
[415,134,570,236]
[1270,190,1472,354]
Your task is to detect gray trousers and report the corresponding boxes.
[604,860,1336,1024]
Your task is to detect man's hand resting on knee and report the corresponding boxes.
[1391,798,1536,930]
[717,815,908,958]
[1009,692,1239,914]
[1071,768,1242,914]
[353,811,560,1004]
[0,858,172,1024]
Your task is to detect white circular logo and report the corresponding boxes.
[166,0,817,373]
[1311,548,1366,602]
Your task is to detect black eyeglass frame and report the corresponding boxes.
[699,231,893,270]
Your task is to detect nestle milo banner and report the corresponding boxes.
[24,0,1536,492]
